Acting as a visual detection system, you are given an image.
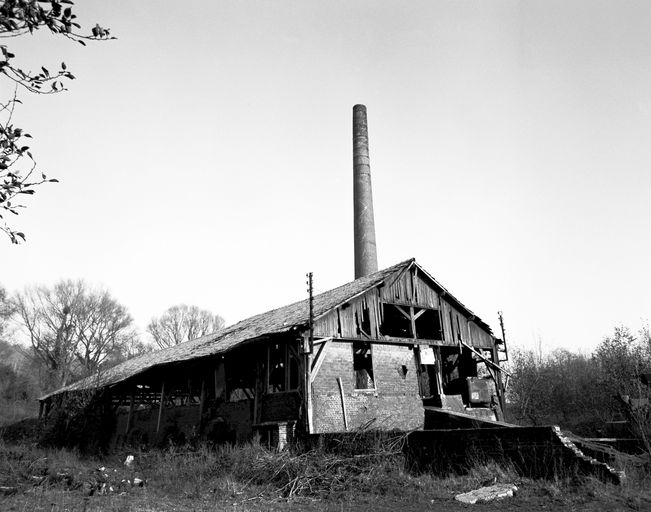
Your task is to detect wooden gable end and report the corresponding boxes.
[312,264,494,349]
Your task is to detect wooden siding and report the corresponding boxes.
[313,268,495,349]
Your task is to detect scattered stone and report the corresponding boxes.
[124,455,134,467]
[455,483,518,504]
[29,457,48,476]
[82,480,95,496]
[30,475,45,484]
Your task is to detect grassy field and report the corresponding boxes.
[1,434,651,512]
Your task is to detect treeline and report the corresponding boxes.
[508,326,651,443]
[0,281,224,424]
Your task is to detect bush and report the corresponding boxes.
[39,390,116,455]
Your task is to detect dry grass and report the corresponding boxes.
[1,437,650,512]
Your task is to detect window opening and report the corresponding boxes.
[476,349,493,379]
[268,343,286,392]
[418,346,440,399]
[353,341,375,389]
[267,342,300,393]
[225,351,256,402]
[414,308,443,340]
[440,346,462,395]
[380,304,411,338]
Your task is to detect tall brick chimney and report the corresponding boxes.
[353,104,378,278]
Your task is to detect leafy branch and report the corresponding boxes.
[0,0,113,243]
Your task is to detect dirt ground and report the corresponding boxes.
[3,477,650,512]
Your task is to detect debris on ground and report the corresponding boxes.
[455,483,518,504]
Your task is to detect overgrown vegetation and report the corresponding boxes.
[0,439,649,511]
[508,325,651,450]
[0,1,113,243]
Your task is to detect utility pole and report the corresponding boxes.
[302,272,314,434]
[307,272,314,353]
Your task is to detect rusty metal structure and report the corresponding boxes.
[40,105,510,448]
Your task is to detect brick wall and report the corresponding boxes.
[312,341,424,433]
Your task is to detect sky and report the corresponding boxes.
[2,0,650,354]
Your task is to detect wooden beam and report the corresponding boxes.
[410,306,417,340]
[310,339,330,381]
[460,341,512,377]
[198,379,206,425]
[337,336,450,347]
[125,391,135,435]
[413,308,427,320]
[394,304,411,320]
[305,352,313,433]
[156,381,165,434]
[336,377,348,431]
[253,360,261,425]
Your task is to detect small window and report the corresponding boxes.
[353,341,375,389]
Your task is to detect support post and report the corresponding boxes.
[156,381,165,434]
[198,378,206,425]
[301,333,313,434]
[125,391,135,435]
[38,401,44,421]
[336,377,348,431]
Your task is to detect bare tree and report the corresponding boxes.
[14,280,136,389]
[102,335,154,369]
[15,280,81,388]
[0,285,15,341]
[74,288,136,374]
[148,304,225,349]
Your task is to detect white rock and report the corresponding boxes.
[455,483,518,504]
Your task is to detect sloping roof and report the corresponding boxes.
[42,257,495,400]
[41,259,415,399]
